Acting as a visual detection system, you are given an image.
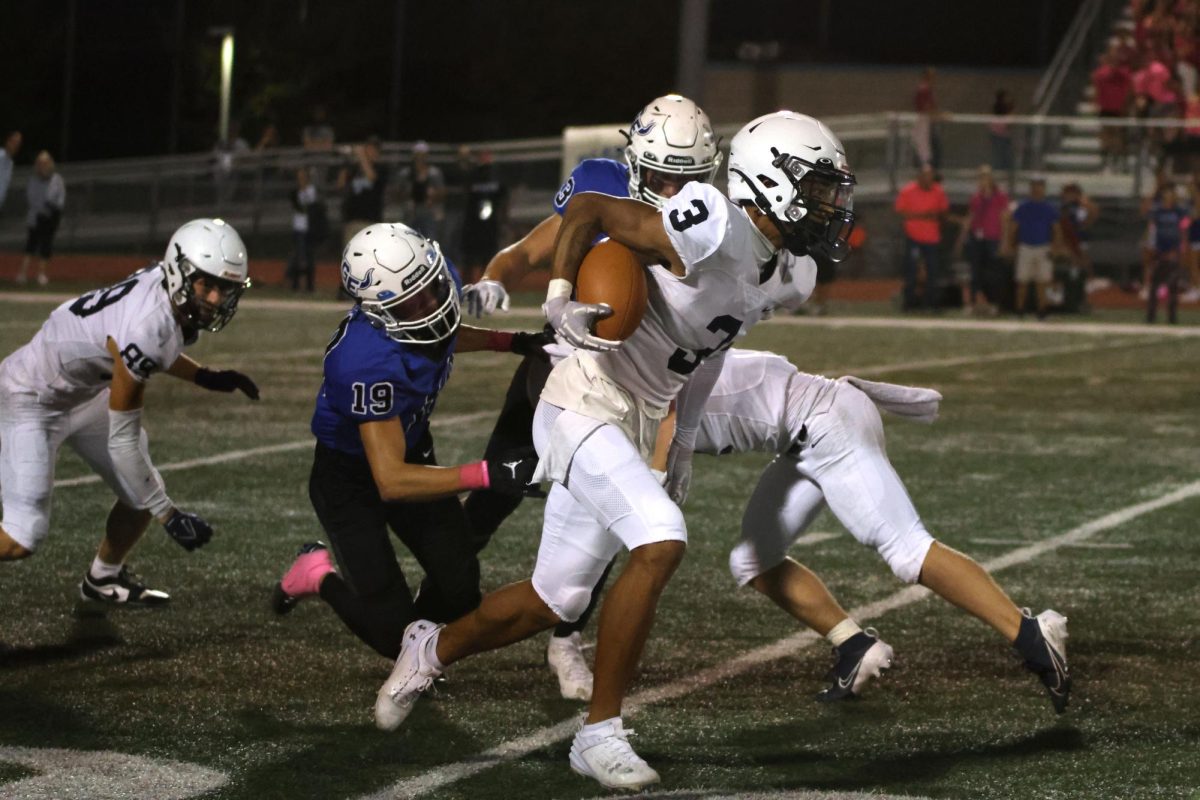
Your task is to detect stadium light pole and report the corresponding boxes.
[209,27,235,144]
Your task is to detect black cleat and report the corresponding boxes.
[816,629,894,702]
[79,566,170,607]
[1014,608,1071,713]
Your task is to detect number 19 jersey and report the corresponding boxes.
[0,267,185,410]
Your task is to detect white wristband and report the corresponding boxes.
[546,278,573,303]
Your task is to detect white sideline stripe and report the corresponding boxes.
[51,410,497,489]
[365,479,1200,800]
[970,537,1134,550]
[4,292,1199,337]
[791,531,839,546]
[843,337,1147,377]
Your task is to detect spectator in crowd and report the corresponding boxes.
[1092,48,1133,172]
[1058,183,1100,281]
[0,130,21,211]
[955,165,1009,316]
[459,150,508,284]
[989,90,1015,172]
[213,121,250,206]
[337,136,387,248]
[302,104,336,152]
[398,140,445,240]
[442,144,477,265]
[287,167,326,293]
[895,164,949,310]
[17,151,65,287]
[255,123,280,153]
[1004,177,1060,320]
[1186,186,1200,301]
[911,66,941,168]
[1146,182,1188,323]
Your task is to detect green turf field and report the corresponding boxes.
[1,294,1198,800]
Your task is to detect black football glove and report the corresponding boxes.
[195,367,260,400]
[509,326,557,360]
[163,509,214,552]
[486,447,545,497]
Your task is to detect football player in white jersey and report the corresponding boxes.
[0,218,258,606]
[650,349,1070,714]
[374,111,855,791]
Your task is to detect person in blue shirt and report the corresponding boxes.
[1004,177,1060,319]
[271,222,550,661]
[1146,182,1188,324]
[454,95,723,701]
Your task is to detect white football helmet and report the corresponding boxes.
[341,223,461,344]
[624,94,722,208]
[162,218,250,333]
[727,111,856,261]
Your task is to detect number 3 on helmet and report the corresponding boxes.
[341,223,461,344]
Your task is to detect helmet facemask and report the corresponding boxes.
[738,149,856,261]
[164,249,250,334]
[359,242,461,345]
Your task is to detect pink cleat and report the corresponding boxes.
[271,542,334,615]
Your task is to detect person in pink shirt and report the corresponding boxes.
[954,165,1009,315]
[1092,49,1134,171]
[895,164,950,310]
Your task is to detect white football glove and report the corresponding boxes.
[664,438,694,505]
[462,279,511,318]
[542,294,622,352]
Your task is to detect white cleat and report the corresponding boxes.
[569,718,661,791]
[547,631,594,701]
[375,619,442,731]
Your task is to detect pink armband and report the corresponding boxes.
[459,460,490,490]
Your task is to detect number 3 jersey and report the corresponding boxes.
[310,306,455,459]
[0,267,185,410]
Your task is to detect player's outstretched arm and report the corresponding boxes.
[105,339,213,551]
[361,417,542,502]
[463,214,562,317]
[454,325,554,357]
[166,354,259,400]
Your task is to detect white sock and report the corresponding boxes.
[422,628,445,672]
[89,556,122,580]
[826,618,863,648]
[581,717,619,736]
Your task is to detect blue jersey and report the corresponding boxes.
[311,306,456,458]
[1012,200,1059,246]
[553,158,631,216]
[1149,203,1189,253]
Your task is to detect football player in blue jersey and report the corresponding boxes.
[457,95,722,700]
[271,223,551,662]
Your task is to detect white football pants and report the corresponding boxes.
[530,401,685,621]
[730,382,934,586]
[0,389,159,551]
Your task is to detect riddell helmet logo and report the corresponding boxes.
[664,155,695,166]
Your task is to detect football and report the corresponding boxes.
[575,240,649,341]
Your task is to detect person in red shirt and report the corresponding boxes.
[1092,49,1133,171]
[894,164,950,310]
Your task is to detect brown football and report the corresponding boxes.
[575,240,649,341]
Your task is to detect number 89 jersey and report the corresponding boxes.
[0,267,185,410]
[591,182,775,407]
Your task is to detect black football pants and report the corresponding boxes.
[308,440,481,660]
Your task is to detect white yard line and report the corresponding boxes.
[790,532,840,547]
[970,537,1133,550]
[842,337,1148,377]
[51,410,498,489]
[363,479,1200,800]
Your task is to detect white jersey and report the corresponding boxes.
[0,267,185,410]
[543,182,775,417]
[695,349,839,456]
